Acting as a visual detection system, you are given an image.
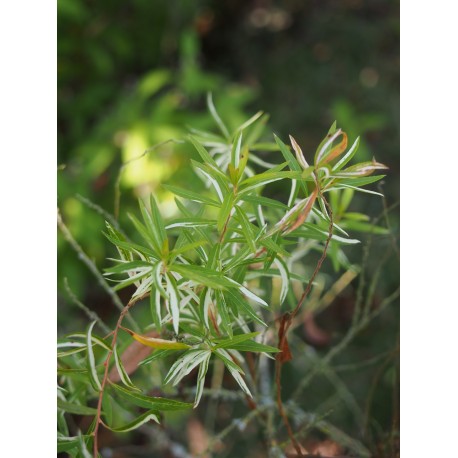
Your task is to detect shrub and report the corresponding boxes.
[57,97,391,457]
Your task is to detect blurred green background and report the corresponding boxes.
[58,0,399,456]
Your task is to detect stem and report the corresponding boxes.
[275,188,334,456]
[63,278,111,335]
[92,299,135,457]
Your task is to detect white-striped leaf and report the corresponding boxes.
[86,321,101,391]
[105,410,160,432]
[113,344,139,391]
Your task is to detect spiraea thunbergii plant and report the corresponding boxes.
[57,95,388,457]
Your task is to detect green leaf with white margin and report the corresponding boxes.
[214,348,252,397]
[273,134,308,196]
[207,92,230,139]
[239,170,302,195]
[57,340,86,355]
[103,227,159,259]
[149,194,167,249]
[274,256,290,305]
[102,393,113,425]
[212,331,260,348]
[64,332,112,351]
[217,191,235,233]
[128,212,161,256]
[86,321,101,391]
[57,435,88,453]
[139,349,177,366]
[332,136,360,171]
[231,130,243,169]
[227,340,279,354]
[171,351,212,387]
[215,289,233,337]
[171,263,235,290]
[241,193,288,210]
[189,135,219,167]
[234,205,256,253]
[77,431,92,458]
[224,290,267,327]
[110,383,193,410]
[165,273,180,334]
[194,351,211,407]
[166,218,217,230]
[162,184,220,207]
[57,399,98,416]
[113,344,140,391]
[164,350,211,386]
[105,410,160,432]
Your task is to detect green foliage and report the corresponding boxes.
[58,100,393,456]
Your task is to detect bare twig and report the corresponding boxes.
[63,278,111,334]
[275,188,334,457]
[76,194,125,236]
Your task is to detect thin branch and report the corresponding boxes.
[93,299,137,457]
[291,286,400,401]
[63,278,111,334]
[275,189,334,457]
[57,208,139,331]
[76,194,125,236]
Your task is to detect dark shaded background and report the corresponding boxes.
[58,1,399,456]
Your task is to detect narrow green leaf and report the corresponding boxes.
[57,435,89,453]
[259,237,290,258]
[166,218,217,230]
[86,321,101,391]
[102,393,113,425]
[103,230,159,259]
[217,192,235,233]
[207,93,230,139]
[66,333,112,352]
[229,341,280,353]
[127,212,161,255]
[163,184,220,207]
[139,349,176,366]
[189,135,218,167]
[236,110,264,133]
[105,410,160,432]
[231,130,243,168]
[165,273,180,334]
[274,134,302,172]
[113,344,139,391]
[333,136,360,171]
[77,431,92,458]
[241,196,287,212]
[274,256,290,305]
[340,220,389,235]
[150,195,167,249]
[234,206,256,253]
[150,286,162,330]
[194,352,211,407]
[212,331,260,349]
[57,399,98,416]
[110,383,193,411]
[171,264,234,290]
[104,260,154,275]
[224,290,267,327]
[215,290,233,337]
